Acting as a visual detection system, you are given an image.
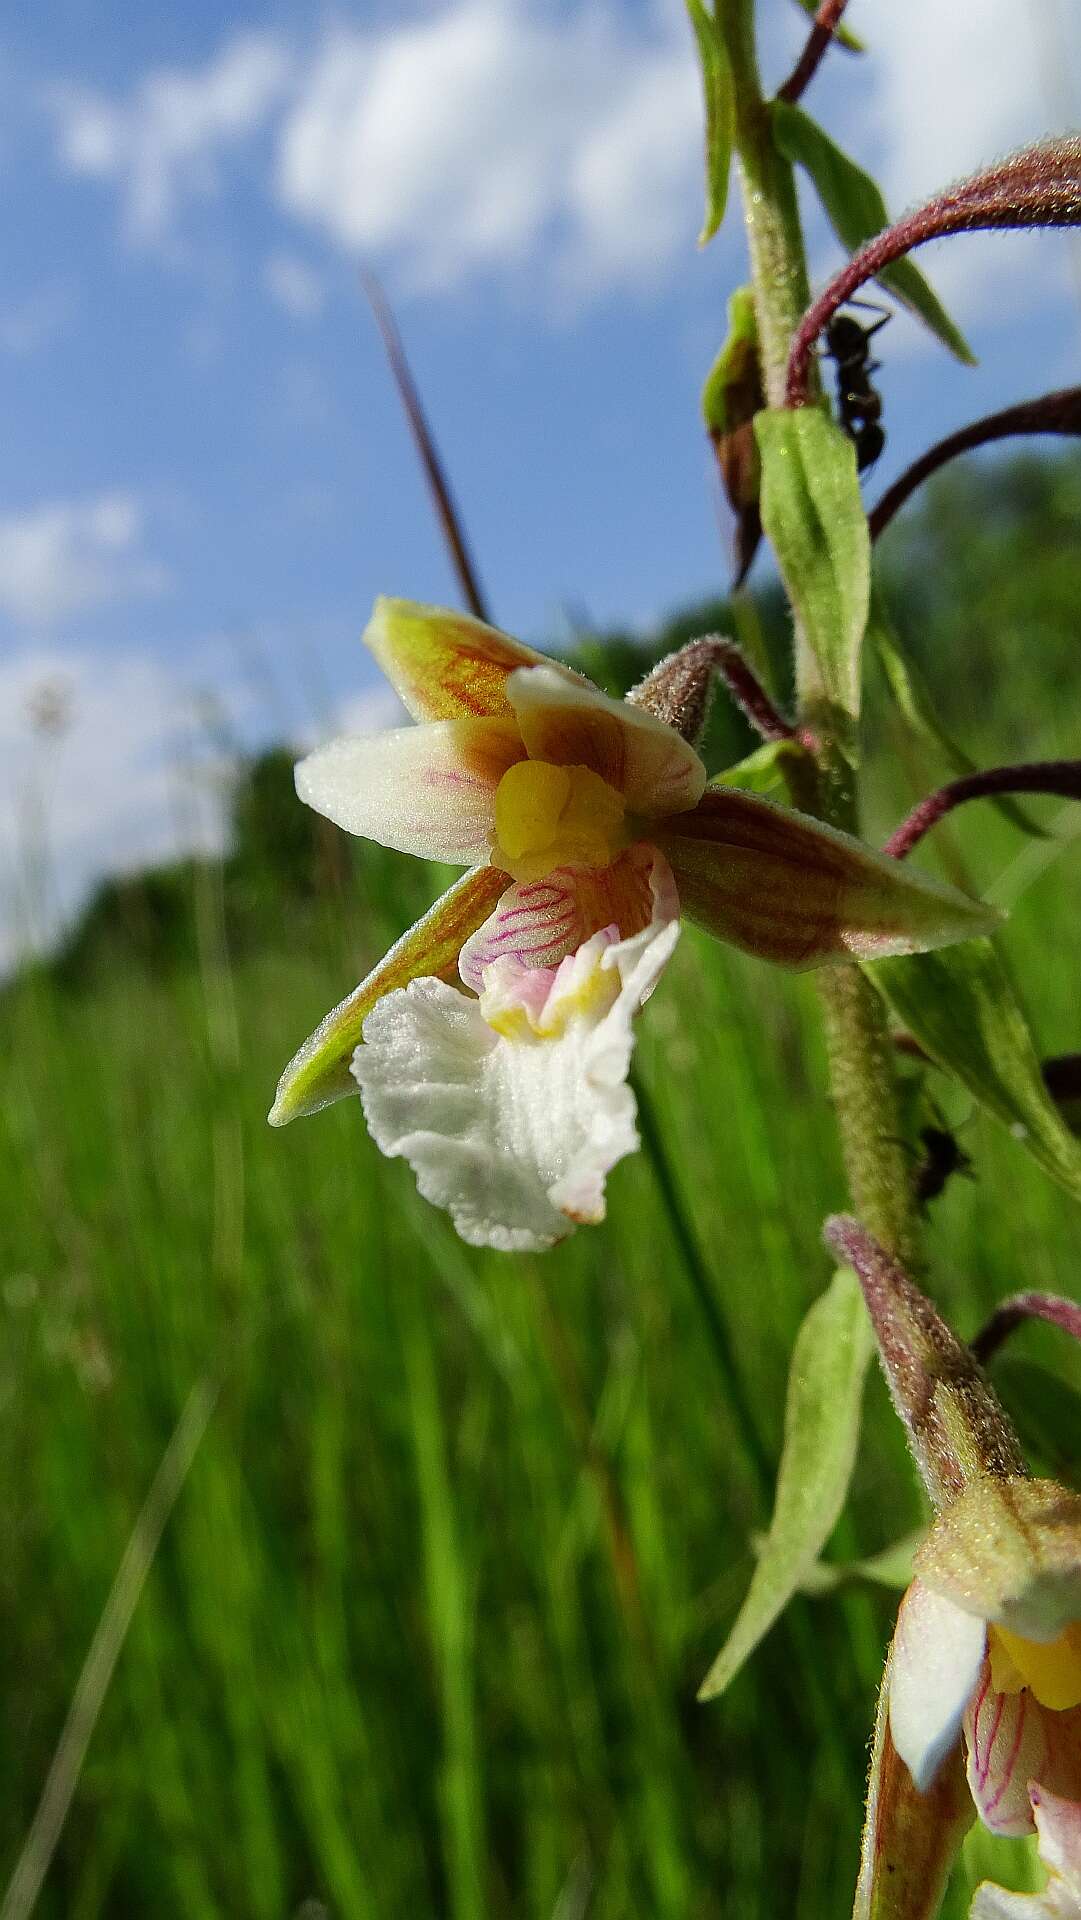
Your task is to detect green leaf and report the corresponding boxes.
[866,940,1081,1204]
[756,406,869,739]
[788,0,864,53]
[685,0,734,244]
[872,605,1048,841]
[713,739,798,795]
[771,101,974,366]
[698,1267,873,1700]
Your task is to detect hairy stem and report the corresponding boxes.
[718,0,918,1263]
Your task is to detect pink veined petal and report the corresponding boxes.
[363,596,586,721]
[268,864,509,1125]
[458,843,678,992]
[505,665,707,818]
[963,1670,1081,1837]
[295,716,524,862]
[889,1580,988,1793]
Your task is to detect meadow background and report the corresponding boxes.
[4,453,1081,1918]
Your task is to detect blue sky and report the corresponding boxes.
[1,0,1080,959]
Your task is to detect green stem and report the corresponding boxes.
[717,0,919,1265]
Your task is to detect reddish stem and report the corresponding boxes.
[870,388,1081,541]
[786,138,1081,407]
[883,761,1081,861]
[971,1291,1081,1365]
[361,271,491,624]
[776,0,851,107]
[708,639,796,742]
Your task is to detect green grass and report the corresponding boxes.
[3,778,1081,1918]
[6,462,1081,1916]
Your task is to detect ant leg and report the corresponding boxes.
[846,295,892,326]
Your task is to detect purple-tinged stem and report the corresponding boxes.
[971,1291,1081,1365]
[883,761,1081,861]
[776,0,851,107]
[787,138,1081,407]
[361,271,491,624]
[870,388,1081,542]
[708,639,796,742]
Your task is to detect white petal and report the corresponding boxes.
[352,895,679,1252]
[506,665,706,818]
[889,1580,987,1792]
[295,717,522,861]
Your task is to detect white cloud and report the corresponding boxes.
[50,5,702,297]
[0,493,169,627]
[51,31,289,240]
[276,4,700,293]
[264,250,326,318]
[0,647,228,969]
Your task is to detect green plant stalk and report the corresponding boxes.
[718,0,918,1264]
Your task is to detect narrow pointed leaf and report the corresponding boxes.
[269,864,507,1124]
[872,607,1047,840]
[866,940,1081,1204]
[698,1266,873,1699]
[756,407,869,741]
[788,0,864,53]
[771,102,974,365]
[685,0,734,243]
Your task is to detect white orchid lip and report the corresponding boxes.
[351,854,680,1251]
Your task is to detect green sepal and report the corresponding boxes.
[698,1266,873,1699]
[685,0,734,244]
[756,406,869,745]
[866,939,1081,1205]
[771,101,974,366]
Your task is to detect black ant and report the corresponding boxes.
[913,1125,975,1209]
[824,299,890,473]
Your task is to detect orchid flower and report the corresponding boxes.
[268,603,996,1249]
[825,1219,1081,1919]
[892,1476,1081,1839]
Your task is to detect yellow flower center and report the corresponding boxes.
[492,760,628,881]
[989,1621,1081,1711]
